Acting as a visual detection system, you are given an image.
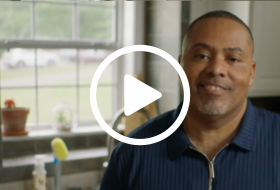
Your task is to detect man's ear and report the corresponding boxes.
[178,55,182,65]
[249,61,256,87]
[178,55,184,99]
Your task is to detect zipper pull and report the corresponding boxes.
[208,161,215,190]
[209,161,215,179]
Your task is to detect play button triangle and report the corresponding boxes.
[124,74,162,116]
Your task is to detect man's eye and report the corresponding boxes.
[195,54,209,59]
[228,57,239,63]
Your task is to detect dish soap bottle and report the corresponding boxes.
[33,155,47,190]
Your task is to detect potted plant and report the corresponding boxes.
[52,102,75,131]
[1,99,29,136]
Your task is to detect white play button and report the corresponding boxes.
[124,74,162,116]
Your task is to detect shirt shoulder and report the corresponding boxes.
[254,106,280,124]
[253,106,280,136]
[111,108,175,163]
[100,109,176,190]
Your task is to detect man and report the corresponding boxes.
[100,10,280,190]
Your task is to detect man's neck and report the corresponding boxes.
[183,99,247,161]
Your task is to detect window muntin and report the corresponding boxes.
[0,1,120,129]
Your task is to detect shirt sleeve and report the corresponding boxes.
[99,143,132,190]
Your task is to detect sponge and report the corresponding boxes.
[51,137,69,160]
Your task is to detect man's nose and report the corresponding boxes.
[205,57,226,77]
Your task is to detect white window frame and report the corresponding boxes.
[0,1,146,173]
[0,1,123,130]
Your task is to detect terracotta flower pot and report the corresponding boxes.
[1,107,29,136]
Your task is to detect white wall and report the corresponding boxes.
[190,1,250,25]
[248,1,280,96]
[146,1,182,113]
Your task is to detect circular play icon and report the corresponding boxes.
[90,45,190,146]
[124,74,162,116]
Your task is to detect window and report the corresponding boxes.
[0,1,122,129]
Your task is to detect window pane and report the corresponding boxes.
[79,86,112,122]
[35,3,72,40]
[38,88,76,124]
[0,48,35,88]
[1,89,36,124]
[80,2,115,6]
[79,6,113,41]
[79,49,112,85]
[0,2,31,39]
[38,49,76,86]
[97,86,113,121]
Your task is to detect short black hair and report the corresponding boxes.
[182,10,254,54]
[189,10,253,42]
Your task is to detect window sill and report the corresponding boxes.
[2,124,124,142]
[2,126,106,142]
[1,147,107,183]
[0,125,124,183]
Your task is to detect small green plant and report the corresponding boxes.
[55,110,71,126]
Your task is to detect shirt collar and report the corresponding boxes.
[167,99,258,161]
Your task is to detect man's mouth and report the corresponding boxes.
[199,82,229,95]
[204,85,224,90]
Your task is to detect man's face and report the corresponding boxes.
[181,18,256,116]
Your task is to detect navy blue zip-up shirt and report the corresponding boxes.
[100,100,280,190]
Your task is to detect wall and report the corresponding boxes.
[190,1,250,24]
[248,1,280,96]
[146,1,185,114]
